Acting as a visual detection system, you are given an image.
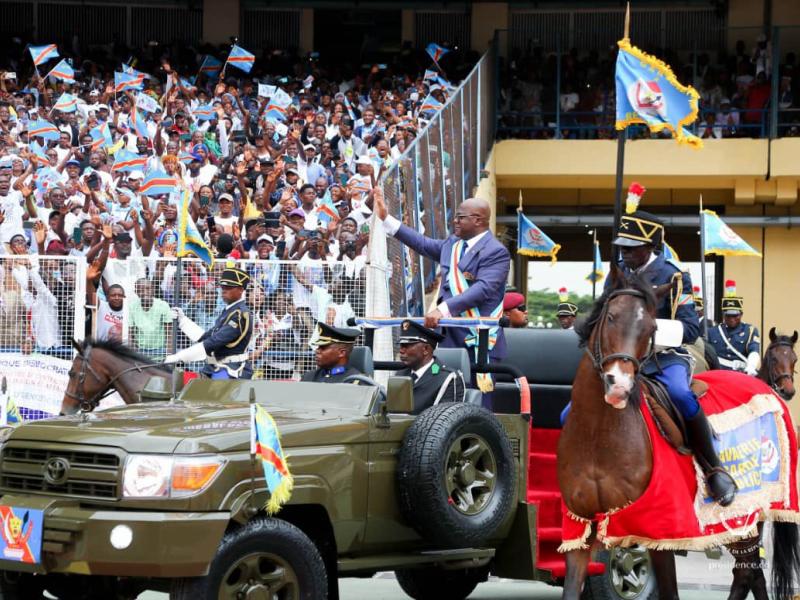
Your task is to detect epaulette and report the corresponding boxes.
[665,258,686,273]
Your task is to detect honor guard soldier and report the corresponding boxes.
[556,287,579,330]
[561,182,737,506]
[707,280,761,375]
[167,267,254,379]
[502,292,529,328]
[395,320,466,414]
[301,322,363,383]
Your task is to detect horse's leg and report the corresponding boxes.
[563,547,592,600]
[726,533,764,600]
[650,550,679,600]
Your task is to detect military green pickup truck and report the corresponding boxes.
[0,376,542,600]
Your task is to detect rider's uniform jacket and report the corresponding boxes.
[607,254,700,376]
[707,323,760,371]
[199,298,253,378]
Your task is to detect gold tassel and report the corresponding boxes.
[265,474,294,515]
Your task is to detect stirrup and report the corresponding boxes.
[705,466,738,507]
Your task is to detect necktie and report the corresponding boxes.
[411,372,418,383]
[459,241,467,261]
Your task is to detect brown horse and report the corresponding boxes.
[558,267,800,600]
[61,338,173,415]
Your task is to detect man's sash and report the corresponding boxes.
[447,240,502,392]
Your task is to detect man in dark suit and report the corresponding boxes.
[374,187,510,405]
[395,320,465,414]
[301,323,363,383]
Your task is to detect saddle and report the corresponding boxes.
[641,377,709,455]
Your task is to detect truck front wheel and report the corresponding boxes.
[395,566,488,600]
[170,518,327,600]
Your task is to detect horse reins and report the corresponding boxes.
[764,341,796,394]
[65,346,169,412]
[586,288,656,377]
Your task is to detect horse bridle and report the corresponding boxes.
[65,346,167,412]
[586,289,656,377]
[764,341,796,394]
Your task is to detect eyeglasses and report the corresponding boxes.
[454,214,482,222]
[515,304,527,312]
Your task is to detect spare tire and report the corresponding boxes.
[397,403,517,547]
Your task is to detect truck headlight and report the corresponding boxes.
[122,455,226,498]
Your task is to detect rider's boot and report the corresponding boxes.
[686,408,738,506]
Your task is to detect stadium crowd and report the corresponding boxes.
[0,41,466,374]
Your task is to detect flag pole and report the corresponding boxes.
[699,194,708,338]
[612,3,631,256]
[592,229,598,301]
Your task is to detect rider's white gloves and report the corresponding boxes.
[164,342,207,364]
[744,351,761,376]
[171,307,204,342]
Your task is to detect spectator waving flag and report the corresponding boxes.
[615,38,702,148]
[193,105,216,121]
[250,402,293,514]
[29,142,50,166]
[46,59,75,84]
[702,209,762,257]
[586,240,604,283]
[90,122,113,151]
[111,149,147,172]
[426,43,450,65]
[28,119,61,141]
[139,169,176,197]
[317,190,338,224]
[226,44,255,73]
[53,92,78,113]
[517,211,561,263]
[418,93,443,115]
[199,55,223,77]
[29,44,59,67]
[114,71,145,93]
[177,188,213,267]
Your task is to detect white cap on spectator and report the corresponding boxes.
[128,171,144,180]
[89,90,100,97]
[219,193,234,202]
[256,234,274,245]
[0,156,14,169]
[98,104,110,112]
[303,143,316,152]
[286,167,299,176]
[355,156,373,166]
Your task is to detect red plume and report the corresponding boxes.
[628,182,646,197]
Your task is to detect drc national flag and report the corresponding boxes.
[199,55,223,77]
[29,142,50,166]
[28,119,61,141]
[226,44,255,73]
[586,240,604,283]
[90,122,113,151]
[316,190,338,224]
[114,71,145,93]
[177,188,214,267]
[139,169,176,197]
[53,93,78,113]
[418,93,443,115]
[193,105,216,121]
[29,44,59,67]
[250,402,293,514]
[426,43,450,65]
[518,212,561,263]
[111,149,147,172]
[33,167,61,190]
[702,209,762,257]
[47,59,75,84]
[615,39,702,148]
[129,106,150,140]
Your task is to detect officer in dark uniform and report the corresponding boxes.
[562,183,737,505]
[707,280,761,375]
[556,287,579,330]
[395,320,466,414]
[301,322,363,383]
[167,267,254,379]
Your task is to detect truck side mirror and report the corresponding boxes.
[385,376,414,413]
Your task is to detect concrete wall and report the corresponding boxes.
[203,0,239,45]
[471,2,508,53]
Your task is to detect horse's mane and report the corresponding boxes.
[575,271,657,347]
[80,338,172,373]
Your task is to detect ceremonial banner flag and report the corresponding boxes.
[136,93,160,114]
[517,212,560,262]
[52,93,78,113]
[139,169,176,196]
[226,45,255,73]
[47,59,74,84]
[199,55,223,77]
[702,209,762,257]
[29,44,59,67]
[250,402,293,514]
[177,188,213,267]
[615,38,702,148]
[114,71,144,93]
[418,94,443,115]
[28,119,60,141]
[587,240,604,283]
[426,43,450,65]
[89,122,112,151]
[111,149,147,172]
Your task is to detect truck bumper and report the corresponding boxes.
[0,495,229,577]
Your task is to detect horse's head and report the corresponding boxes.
[764,328,798,401]
[61,339,110,415]
[578,266,658,410]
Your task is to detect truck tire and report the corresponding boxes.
[0,572,45,600]
[582,547,657,600]
[396,566,487,600]
[170,518,327,600]
[397,403,517,548]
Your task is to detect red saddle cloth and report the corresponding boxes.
[560,371,800,551]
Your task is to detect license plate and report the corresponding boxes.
[0,506,43,564]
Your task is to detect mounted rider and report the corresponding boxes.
[556,287,579,330]
[707,280,761,375]
[608,182,737,506]
[165,266,254,379]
